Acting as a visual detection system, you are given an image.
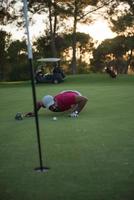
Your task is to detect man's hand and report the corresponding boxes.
[70,111,79,118]
[72,95,88,114]
[25,112,35,117]
[24,101,44,118]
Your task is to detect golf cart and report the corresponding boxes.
[35,58,65,84]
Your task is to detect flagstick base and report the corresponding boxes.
[34,167,50,173]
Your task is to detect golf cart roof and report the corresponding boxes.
[37,58,61,62]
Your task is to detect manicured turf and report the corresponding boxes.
[0,74,134,200]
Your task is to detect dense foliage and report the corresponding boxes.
[91,36,134,73]
[0,0,134,80]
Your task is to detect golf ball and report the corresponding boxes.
[53,117,57,121]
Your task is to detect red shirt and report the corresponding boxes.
[54,91,79,111]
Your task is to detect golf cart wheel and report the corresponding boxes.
[53,79,59,84]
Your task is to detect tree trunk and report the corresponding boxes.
[71,0,77,74]
[71,31,77,74]
[126,49,133,73]
[48,0,57,58]
[115,57,128,74]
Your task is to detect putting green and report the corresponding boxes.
[0,74,134,200]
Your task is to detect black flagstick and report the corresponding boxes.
[23,0,49,172]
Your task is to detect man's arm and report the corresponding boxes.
[71,95,88,114]
[25,101,45,117]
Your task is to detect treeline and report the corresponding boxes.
[0,0,134,81]
[1,30,134,81]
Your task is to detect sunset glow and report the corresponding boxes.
[4,16,116,43]
[78,19,116,42]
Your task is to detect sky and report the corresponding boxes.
[78,19,116,42]
[5,16,116,44]
[3,1,116,44]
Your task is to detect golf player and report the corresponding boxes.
[25,90,88,117]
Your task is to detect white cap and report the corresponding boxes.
[42,95,54,108]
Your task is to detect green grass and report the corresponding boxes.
[0,74,134,200]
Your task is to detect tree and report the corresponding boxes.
[108,0,134,73]
[91,35,134,73]
[7,40,27,62]
[0,0,19,25]
[29,0,112,74]
[7,40,30,81]
[0,0,25,80]
[0,30,11,80]
[29,0,67,57]
[107,0,134,35]
[3,0,120,75]
[59,0,99,74]
[34,31,93,73]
